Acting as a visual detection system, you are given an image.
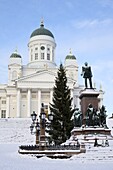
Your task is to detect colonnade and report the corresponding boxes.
[17,89,53,117]
[6,89,53,118]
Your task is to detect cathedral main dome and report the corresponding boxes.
[28,20,56,68]
[30,21,54,38]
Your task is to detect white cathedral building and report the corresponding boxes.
[0,21,103,118]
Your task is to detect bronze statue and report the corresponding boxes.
[81,62,93,88]
[86,103,95,126]
[98,105,107,127]
[85,104,107,127]
[73,108,82,127]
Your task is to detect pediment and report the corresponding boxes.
[17,70,56,83]
[15,70,75,90]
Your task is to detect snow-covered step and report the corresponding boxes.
[70,147,113,162]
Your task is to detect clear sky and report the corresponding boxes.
[0,0,113,115]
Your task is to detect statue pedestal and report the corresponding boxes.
[71,127,111,136]
[71,126,111,148]
[79,88,99,124]
[72,88,112,141]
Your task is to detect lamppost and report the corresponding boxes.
[30,103,53,150]
[30,111,40,145]
[39,103,46,150]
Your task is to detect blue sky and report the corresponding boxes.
[0,0,113,115]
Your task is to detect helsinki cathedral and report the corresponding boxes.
[0,20,103,118]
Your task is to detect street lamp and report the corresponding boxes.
[48,112,53,121]
[30,123,34,134]
[35,120,40,144]
[30,103,53,150]
[30,112,40,144]
[39,104,46,149]
[31,111,37,122]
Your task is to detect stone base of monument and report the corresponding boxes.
[71,126,112,147]
[79,88,100,124]
[71,126,111,136]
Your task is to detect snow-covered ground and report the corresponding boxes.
[0,118,113,170]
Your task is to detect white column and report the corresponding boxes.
[50,46,53,61]
[27,89,31,117]
[17,89,21,117]
[38,90,41,117]
[45,45,47,60]
[6,95,10,118]
[38,44,41,60]
[32,45,35,61]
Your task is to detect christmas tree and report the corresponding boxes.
[49,64,74,145]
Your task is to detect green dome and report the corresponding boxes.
[10,51,21,58]
[65,50,76,60]
[30,21,54,38]
[65,55,76,59]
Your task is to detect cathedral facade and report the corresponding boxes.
[0,21,103,118]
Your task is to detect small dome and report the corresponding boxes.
[65,49,76,60]
[10,50,21,58]
[30,20,54,38]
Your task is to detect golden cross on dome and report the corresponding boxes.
[40,17,44,27]
[69,48,72,55]
[14,47,18,54]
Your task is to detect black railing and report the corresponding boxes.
[19,144,80,151]
[19,145,39,150]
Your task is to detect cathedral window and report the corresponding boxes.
[1,110,6,118]
[35,47,38,50]
[41,53,44,59]
[35,53,38,60]
[2,100,6,104]
[41,46,45,50]
[47,53,50,60]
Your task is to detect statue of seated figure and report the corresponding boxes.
[73,108,82,127]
